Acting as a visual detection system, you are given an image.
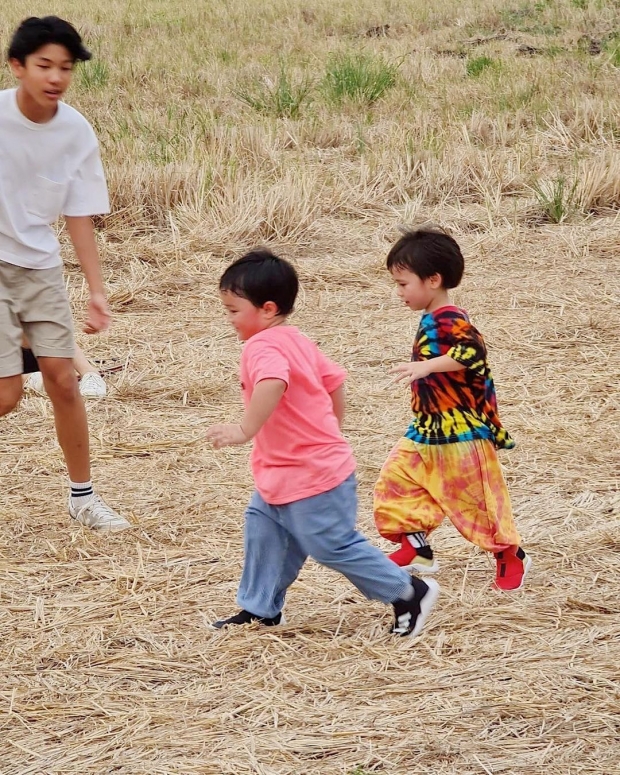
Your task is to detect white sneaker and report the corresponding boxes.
[69,494,132,531]
[24,371,46,394]
[79,372,107,398]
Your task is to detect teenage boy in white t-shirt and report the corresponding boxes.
[0,16,130,530]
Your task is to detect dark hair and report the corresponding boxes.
[386,228,464,289]
[219,249,299,316]
[7,16,91,64]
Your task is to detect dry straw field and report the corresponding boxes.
[1,0,620,772]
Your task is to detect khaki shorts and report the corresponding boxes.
[0,260,75,378]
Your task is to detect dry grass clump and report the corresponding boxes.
[1,0,619,772]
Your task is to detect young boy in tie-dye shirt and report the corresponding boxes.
[374,228,531,591]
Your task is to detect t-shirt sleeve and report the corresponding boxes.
[62,130,110,217]
[444,317,487,376]
[315,347,347,394]
[243,340,290,389]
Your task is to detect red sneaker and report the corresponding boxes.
[494,547,531,590]
[388,535,439,574]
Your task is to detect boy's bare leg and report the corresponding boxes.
[38,356,90,481]
[18,356,128,529]
[72,344,107,398]
[0,375,24,416]
[73,344,97,378]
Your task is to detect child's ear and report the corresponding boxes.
[9,58,24,79]
[428,273,443,289]
[262,301,279,318]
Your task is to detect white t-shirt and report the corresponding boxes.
[0,88,110,269]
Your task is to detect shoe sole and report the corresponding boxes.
[97,522,132,532]
[72,520,132,532]
[402,559,440,574]
[69,514,132,532]
[409,578,440,638]
[495,555,532,591]
[209,614,286,631]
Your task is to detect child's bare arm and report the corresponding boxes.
[206,378,286,449]
[330,384,345,427]
[391,355,466,384]
[240,379,287,437]
[65,215,110,334]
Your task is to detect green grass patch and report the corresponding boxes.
[531,176,578,222]
[500,2,560,35]
[235,65,313,118]
[217,49,237,64]
[322,52,398,105]
[466,55,495,77]
[604,35,620,67]
[78,59,110,90]
[496,80,546,113]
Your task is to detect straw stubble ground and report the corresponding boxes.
[1,1,620,773]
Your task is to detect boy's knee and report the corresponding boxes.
[307,530,363,567]
[43,370,79,402]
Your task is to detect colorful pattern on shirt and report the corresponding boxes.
[405,306,514,449]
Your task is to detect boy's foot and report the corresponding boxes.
[389,535,439,574]
[211,609,284,629]
[79,372,107,398]
[69,495,132,531]
[392,577,440,637]
[494,547,531,591]
[24,371,45,394]
[25,372,107,399]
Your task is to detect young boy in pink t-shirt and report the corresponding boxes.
[206,249,440,638]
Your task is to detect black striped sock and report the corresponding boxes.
[70,480,94,507]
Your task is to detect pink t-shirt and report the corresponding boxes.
[240,326,356,505]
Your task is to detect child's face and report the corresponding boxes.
[220,291,271,341]
[390,266,441,311]
[10,43,74,117]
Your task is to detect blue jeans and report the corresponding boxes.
[237,473,412,618]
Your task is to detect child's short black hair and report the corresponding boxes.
[219,249,299,315]
[7,16,91,64]
[387,228,464,289]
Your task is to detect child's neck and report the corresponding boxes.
[424,289,451,313]
[262,316,288,332]
[16,87,57,124]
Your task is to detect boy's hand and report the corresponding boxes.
[390,361,432,384]
[206,423,249,449]
[84,293,111,334]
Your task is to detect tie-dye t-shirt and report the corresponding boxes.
[405,306,514,449]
